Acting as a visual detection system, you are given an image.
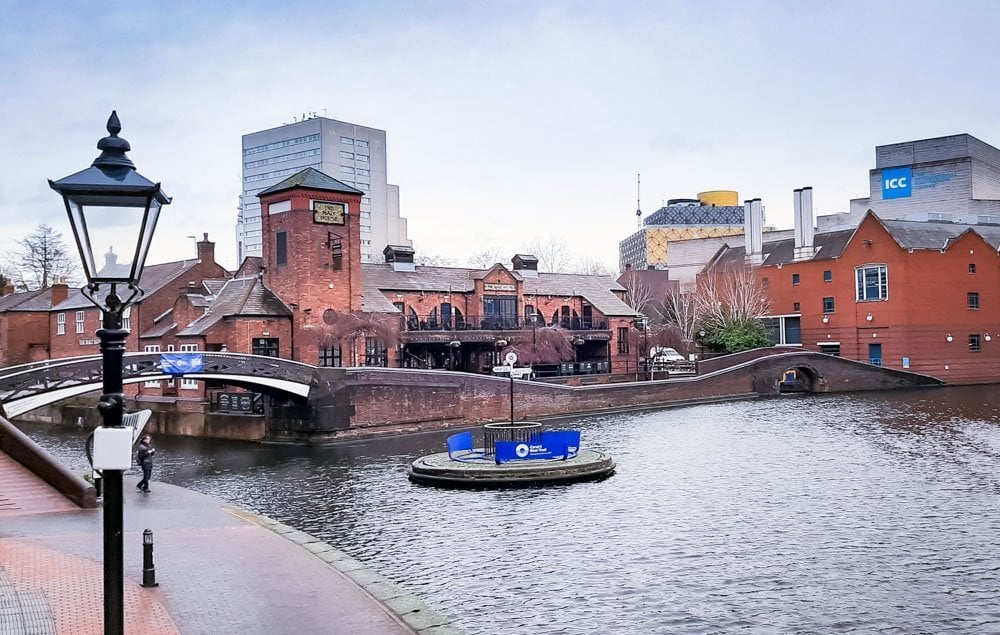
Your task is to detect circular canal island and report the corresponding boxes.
[20,386,1000,634]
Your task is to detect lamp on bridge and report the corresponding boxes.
[49,111,171,635]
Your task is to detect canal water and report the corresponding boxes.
[15,386,1000,634]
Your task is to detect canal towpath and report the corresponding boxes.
[0,452,458,634]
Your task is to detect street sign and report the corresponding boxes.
[510,368,533,378]
[505,352,518,365]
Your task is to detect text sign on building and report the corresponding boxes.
[484,283,516,292]
[882,167,912,199]
[313,201,346,225]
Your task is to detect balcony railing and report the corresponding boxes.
[400,314,609,332]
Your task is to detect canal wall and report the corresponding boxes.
[26,351,944,444]
[271,351,944,442]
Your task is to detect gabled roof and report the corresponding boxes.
[880,218,1000,251]
[52,259,205,311]
[711,228,854,269]
[361,264,639,317]
[0,288,53,312]
[257,167,363,198]
[175,275,292,336]
[710,211,1000,271]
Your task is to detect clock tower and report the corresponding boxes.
[257,168,364,362]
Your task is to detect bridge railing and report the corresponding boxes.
[399,314,610,332]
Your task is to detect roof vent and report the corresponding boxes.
[383,245,416,272]
[511,254,538,278]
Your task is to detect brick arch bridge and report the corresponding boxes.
[0,352,315,419]
[1,349,944,442]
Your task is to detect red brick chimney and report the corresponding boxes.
[50,279,68,306]
[197,232,215,265]
[1,282,14,296]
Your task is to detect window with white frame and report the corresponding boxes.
[57,313,66,335]
[180,344,199,389]
[762,315,802,345]
[122,306,131,331]
[75,311,85,334]
[144,345,161,387]
[856,264,888,302]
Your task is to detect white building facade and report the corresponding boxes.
[238,117,410,263]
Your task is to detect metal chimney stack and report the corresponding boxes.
[793,186,816,260]
[744,198,764,264]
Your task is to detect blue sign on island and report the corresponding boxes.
[495,430,581,463]
[160,353,204,375]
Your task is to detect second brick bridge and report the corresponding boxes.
[0,350,943,442]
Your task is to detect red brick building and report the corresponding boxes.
[708,211,1000,384]
[0,167,642,399]
[0,282,69,366]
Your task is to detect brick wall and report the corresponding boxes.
[275,351,942,441]
[757,214,1000,384]
[260,187,363,363]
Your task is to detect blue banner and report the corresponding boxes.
[447,432,473,457]
[160,353,204,375]
[495,430,581,463]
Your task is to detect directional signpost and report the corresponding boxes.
[496,352,525,424]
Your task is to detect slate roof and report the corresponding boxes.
[361,264,639,317]
[0,289,55,312]
[710,213,1000,270]
[257,168,363,197]
[52,259,204,311]
[175,275,292,337]
[712,228,854,269]
[880,218,1000,250]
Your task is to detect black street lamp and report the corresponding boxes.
[49,111,170,635]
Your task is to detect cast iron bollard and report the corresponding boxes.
[142,529,159,587]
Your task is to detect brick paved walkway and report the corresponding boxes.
[0,454,78,517]
[0,453,451,634]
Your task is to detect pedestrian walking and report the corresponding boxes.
[136,434,155,493]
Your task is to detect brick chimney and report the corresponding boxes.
[1,282,14,296]
[197,232,215,264]
[51,279,69,306]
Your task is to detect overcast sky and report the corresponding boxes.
[1,0,998,273]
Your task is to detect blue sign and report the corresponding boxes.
[160,353,204,375]
[882,167,912,199]
[495,430,581,464]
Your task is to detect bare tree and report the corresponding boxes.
[314,310,400,366]
[619,270,655,318]
[502,325,575,365]
[692,264,771,353]
[571,258,616,277]
[466,247,506,269]
[520,236,572,273]
[414,252,457,267]
[696,265,769,330]
[660,287,700,346]
[11,224,78,290]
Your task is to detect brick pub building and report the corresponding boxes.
[0,168,642,407]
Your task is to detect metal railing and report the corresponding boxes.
[400,314,609,332]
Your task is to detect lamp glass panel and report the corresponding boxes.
[131,198,161,282]
[66,199,153,283]
[65,198,98,281]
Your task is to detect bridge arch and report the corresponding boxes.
[0,352,315,418]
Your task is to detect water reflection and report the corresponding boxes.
[16,387,1000,634]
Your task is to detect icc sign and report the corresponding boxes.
[882,167,912,199]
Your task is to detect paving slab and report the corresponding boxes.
[0,465,441,634]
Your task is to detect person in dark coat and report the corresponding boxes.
[136,434,155,492]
